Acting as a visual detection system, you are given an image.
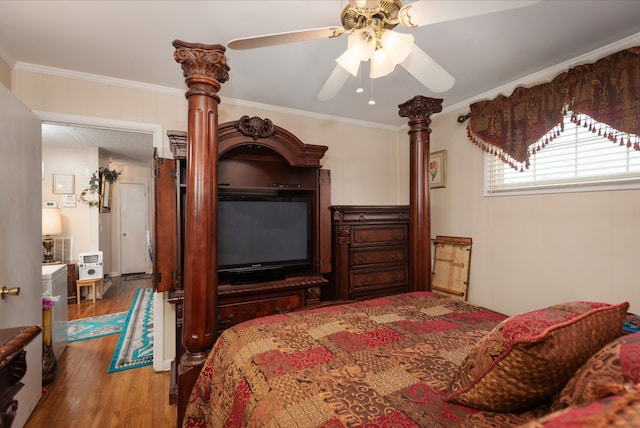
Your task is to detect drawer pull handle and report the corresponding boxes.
[358,233,371,242]
[217,313,234,324]
[357,256,371,264]
[275,305,292,314]
[391,233,402,240]
[359,278,372,286]
[390,274,402,281]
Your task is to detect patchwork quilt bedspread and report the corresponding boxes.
[183,292,548,427]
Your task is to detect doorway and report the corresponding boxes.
[37,111,169,372]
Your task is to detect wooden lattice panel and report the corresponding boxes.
[431,236,472,300]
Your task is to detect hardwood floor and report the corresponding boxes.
[25,275,177,427]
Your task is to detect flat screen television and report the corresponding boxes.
[217,194,312,284]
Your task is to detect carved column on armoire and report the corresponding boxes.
[398,96,443,292]
[172,39,229,426]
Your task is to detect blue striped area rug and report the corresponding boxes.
[67,312,127,342]
[108,287,154,373]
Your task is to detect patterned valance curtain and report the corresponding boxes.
[467,46,640,170]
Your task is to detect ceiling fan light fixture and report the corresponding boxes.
[370,48,395,78]
[336,50,361,76]
[380,30,414,64]
[347,29,376,61]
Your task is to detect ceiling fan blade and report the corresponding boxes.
[318,64,351,101]
[398,0,540,28]
[228,27,345,50]
[400,44,455,93]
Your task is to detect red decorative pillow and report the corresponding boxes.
[552,331,640,410]
[445,301,629,412]
[519,387,640,427]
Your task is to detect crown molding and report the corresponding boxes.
[14,61,398,132]
[14,62,184,97]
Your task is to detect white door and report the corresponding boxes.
[0,87,43,425]
[120,182,149,274]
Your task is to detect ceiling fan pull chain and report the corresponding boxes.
[368,73,376,105]
[356,66,364,94]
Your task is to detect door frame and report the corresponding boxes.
[34,111,170,372]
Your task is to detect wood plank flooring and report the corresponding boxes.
[25,276,177,427]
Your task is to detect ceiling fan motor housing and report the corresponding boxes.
[341,0,403,32]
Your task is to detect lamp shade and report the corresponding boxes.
[42,208,62,236]
[380,30,414,65]
[347,29,376,62]
[335,50,361,76]
[370,48,395,79]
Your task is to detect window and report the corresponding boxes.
[486,113,640,195]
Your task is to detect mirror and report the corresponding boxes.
[100,175,112,213]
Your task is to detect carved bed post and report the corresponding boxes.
[398,96,443,292]
[173,40,229,426]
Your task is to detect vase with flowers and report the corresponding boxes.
[42,293,60,385]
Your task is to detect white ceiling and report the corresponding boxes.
[41,123,154,168]
[2,1,640,161]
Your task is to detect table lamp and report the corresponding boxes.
[42,208,62,263]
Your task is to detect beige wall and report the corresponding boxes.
[42,145,100,259]
[430,105,640,316]
[0,57,10,90]
[13,70,407,206]
[217,103,406,205]
[16,32,640,368]
[13,67,408,370]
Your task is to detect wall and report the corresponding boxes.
[14,34,640,374]
[12,67,408,370]
[217,103,406,205]
[14,70,407,206]
[429,40,640,316]
[0,57,10,90]
[42,145,100,259]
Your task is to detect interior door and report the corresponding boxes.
[120,182,149,274]
[0,87,43,426]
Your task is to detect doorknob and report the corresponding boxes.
[1,286,20,299]
[122,232,127,237]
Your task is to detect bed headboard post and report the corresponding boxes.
[398,96,443,292]
[172,39,229,425]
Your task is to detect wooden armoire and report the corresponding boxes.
[153,117,331,406]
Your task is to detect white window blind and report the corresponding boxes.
[486,113,640,195]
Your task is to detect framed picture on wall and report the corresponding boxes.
[429,150,447,189]
[53,174,75,194]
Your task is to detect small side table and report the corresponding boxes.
[76,278,103,305]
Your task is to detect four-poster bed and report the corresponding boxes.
[170,40,440,425]
[170,40,639,427]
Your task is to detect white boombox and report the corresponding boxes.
[78,251,104,280]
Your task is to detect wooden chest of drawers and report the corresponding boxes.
[330,205,410,300]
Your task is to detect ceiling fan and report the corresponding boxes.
[228,0,539,101]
